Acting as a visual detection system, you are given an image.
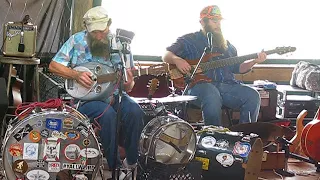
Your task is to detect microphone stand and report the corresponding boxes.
[111,43,129,180]
[182,46,212,95]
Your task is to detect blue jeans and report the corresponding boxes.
[78,94,144,169]
[189,82,261,126]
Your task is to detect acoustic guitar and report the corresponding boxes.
[169,46,296,89]
[301,107,320,161]
[289,109,307,156]
[65,62,168,101]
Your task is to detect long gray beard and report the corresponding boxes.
[87,35,111,58]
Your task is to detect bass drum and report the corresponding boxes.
[139,115,196,164]
[2,105,102,180]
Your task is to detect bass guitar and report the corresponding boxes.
[65,62,168,101]
[169,46,296,89]
[301,106,320,162]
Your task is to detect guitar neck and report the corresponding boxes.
[200,49,277,72]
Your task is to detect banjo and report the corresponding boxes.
[65,62,169,101]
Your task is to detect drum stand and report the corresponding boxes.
[275,137,320,177]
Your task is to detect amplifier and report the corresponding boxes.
[3,22,37,57]
[276,95,320,119]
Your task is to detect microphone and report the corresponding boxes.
[116,28,135,44]
[207,32,213,50]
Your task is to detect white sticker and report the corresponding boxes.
[43,137,60,161]
[48,162,61,172]
[64,144,81,161]
[201,136,216,148]
[26,169,50,180]
[80,148,100,159]
[62,163,95,171]
[23,143,39,160]
[216,153,234,167]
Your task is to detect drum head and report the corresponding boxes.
[139,115,196,164]
[2,106,101,180]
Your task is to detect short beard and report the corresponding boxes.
[87,33,110,58]
[205,25,227,51]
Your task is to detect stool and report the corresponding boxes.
[186,104,235,127]
[0,56,40,102]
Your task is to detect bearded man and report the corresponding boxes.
[49,6,144,180]
[163,5,267,126]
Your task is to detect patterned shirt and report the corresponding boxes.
[166,30,241,84]
[53,30,134,68]
[52,30,134,102]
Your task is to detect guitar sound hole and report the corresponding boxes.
[95,66,102,75]
[95,85,102,93]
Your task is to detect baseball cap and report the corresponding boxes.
[200,5,223,20]
[83,6,110,32]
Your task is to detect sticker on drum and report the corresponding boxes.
[43,137,60,161]
[12,160,28,174]
[83,139,91,146]
[64,144,81,161]
[52,130,68,140]
[62,163,95,171]
[35,120,43,127]
[45,118,62,131]
[65,130,80,140]
[36,160,45,168]
[63,118,74,129]
[13,124,33,141]
[26,169,50,180]
[216,153,234,167]
[29,130,41,143]
[40,129,49,138]
[9,143,23,156]
[23,143,39,160]
[215,139,229,149]
[201,136,216,148]
[76,123,89,137]
[80,148,99,159]
[232,141,251,158]
[48,162,61,172]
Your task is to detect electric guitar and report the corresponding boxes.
[169,46,296,89]
[65,62,168,101]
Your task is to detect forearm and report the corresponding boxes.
[49,61,79,80]
[239,59,257,73]
[162,51,184,65]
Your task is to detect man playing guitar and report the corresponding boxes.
[49,6,144,179]
[162,5,267,126]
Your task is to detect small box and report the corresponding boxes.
[3,22,37,57]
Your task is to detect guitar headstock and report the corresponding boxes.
[148,63,169,76]
[275,46,296,55]
[147,78,160,99]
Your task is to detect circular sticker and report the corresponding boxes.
[26,169,50,180]
[12,160,28,174]
[201,136,216,148]
[80,148,100,159]
[29,130,41,142]
[9,143,23,156]
[64,144,81,161]
[233,141,251,157]
[82,139,91,146]
[216,153,234,167]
